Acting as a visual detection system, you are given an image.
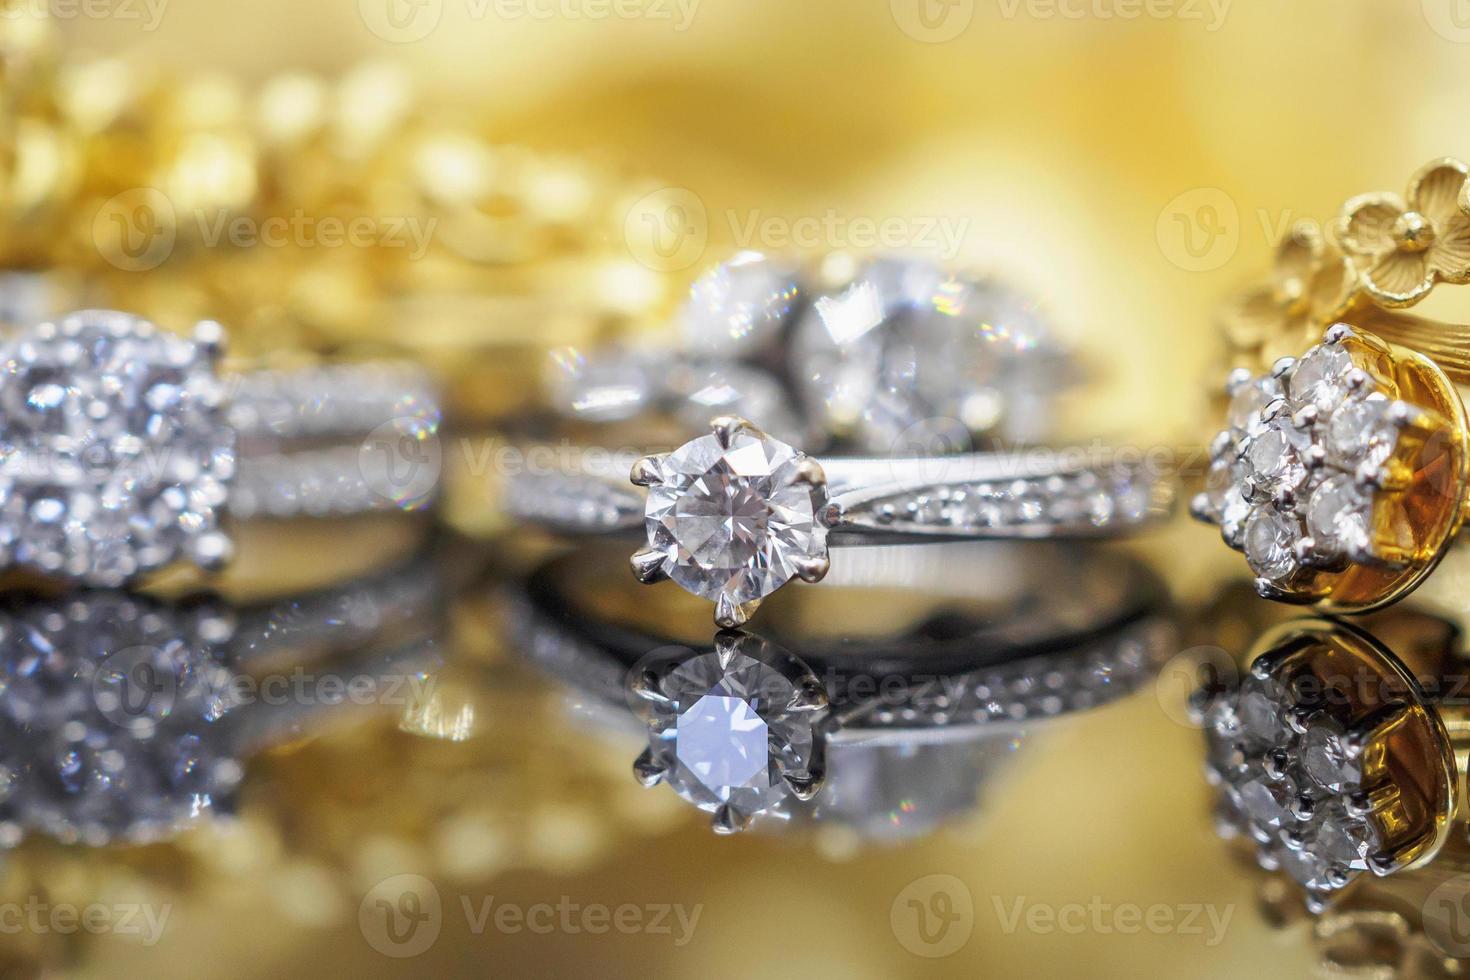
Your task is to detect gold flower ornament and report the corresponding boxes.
[1219,221,1354,365]
[1335,157,1470,307]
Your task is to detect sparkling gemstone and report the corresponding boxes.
[0,592,241,845]
[1306,475,1372,557]
[1326,396,1398,467]
[643,645,820,824]
[790,257,1070,452]
[644,426,828,606]
[1204,457,1251,529]
[1228,375,1283,434]
[545,346,655,422]
[0,311,234,585]
[1244,507,1301,580]
[1234,771,1296,828]
[667,362,804,445]
[1204,705,1246,774]
[1290,343,1354,415]
[682,251,799,357]
[1278,805,1375,891]
[1236,675,1292,747]
[1301,724,1361,792]
[1245,420,1307,498]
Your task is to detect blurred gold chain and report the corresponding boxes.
[0,5,671,418]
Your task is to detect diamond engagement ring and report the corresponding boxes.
[507,416,1173,626]
[0,309,441,587]
[508,544,1174,834]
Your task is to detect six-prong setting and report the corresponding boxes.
[1202,619,1457,912]
[1192,324,1469,612]
[0,310,236,586]
[634,417,831,627]
[626,633,828,834]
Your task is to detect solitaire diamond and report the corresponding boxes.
[633,637,825,833]
[0,311,234,586]
[640,420,829,619]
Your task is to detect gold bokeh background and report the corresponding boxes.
[6,1,1470,976]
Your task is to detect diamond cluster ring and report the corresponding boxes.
[0,553,442,846]
[0,309,441,587]
[1198,614,1464,912]
[1199,158,1470,612]
[509,415,1173,626]
[1193,322,1469,610]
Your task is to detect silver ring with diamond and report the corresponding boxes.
[547,251,1081,453]
[506,415,1174,627]
[0,309,442,587]
[506,546,1175,835]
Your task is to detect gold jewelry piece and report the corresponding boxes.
[1201,614,1465,913]
[1195,322,1470,611]
[1222,157,1470,381]
[1194,158,1470,611]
